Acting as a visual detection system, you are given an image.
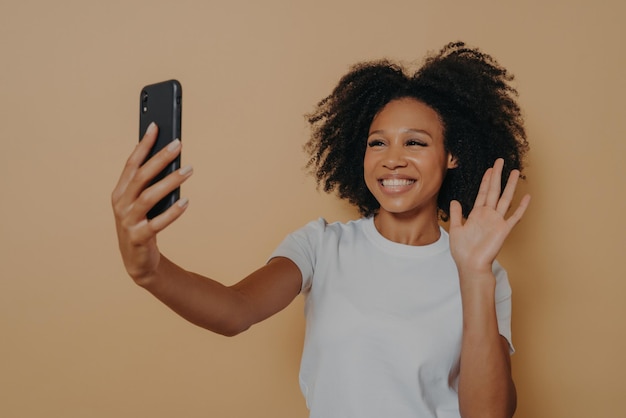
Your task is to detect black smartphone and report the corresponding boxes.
[139,79,182,219]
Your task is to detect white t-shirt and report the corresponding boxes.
[270,217,513,418]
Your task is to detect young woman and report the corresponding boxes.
[112,42,530,418]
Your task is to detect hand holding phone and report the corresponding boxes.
[139,79,182,218]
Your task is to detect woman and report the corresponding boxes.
[112,42,530,418]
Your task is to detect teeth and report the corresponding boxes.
[381,179,415,187]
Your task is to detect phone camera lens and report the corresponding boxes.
[141,91,148,113]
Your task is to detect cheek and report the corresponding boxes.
[411,150,448,170]
[362,153,378,190]
[362,150,376,174]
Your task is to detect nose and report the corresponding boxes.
[382,145,408,170]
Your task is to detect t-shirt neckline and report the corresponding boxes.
[361,216,449,258]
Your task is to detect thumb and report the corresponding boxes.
[449,200,463,229]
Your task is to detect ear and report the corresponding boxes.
[447,153,458,169]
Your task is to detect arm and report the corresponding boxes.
[111,123,302,336]
[449,159,530,418]
[137,255,301,337]
[456,269,517,418]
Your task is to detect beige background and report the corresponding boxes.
[1,0,624,417]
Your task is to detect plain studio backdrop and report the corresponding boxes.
[1,1,624,417]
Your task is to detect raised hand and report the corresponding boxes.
[449,158,530,275]
[111,123,193,283]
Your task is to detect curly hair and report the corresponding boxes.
[305,41,529,220]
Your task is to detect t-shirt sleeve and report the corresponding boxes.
[268,218,327,293]
[493,260,515,354]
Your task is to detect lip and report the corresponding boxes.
[377,175,417,193]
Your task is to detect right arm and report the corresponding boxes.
[111,123,302,336]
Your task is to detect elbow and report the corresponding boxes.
[460,408,515,418]
[459,380,517,418]
[218,323,250,337]
[206,316,253,337]
[507,381,518,417]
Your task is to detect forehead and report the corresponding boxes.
[369,98,443,137]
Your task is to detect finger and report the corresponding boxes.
[449,200,464,228]
[148,196,191,233]
[112,122,159,206]
[505,194,531,227]
[129,195,191,244]
[130,164,193,223]
[496,169,521,215]
[124,138,182,209]
[485,158,504,208]
[473,167,493,209]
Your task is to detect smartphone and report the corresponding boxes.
[139,79,182,219]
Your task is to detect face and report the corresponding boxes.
[364,98,456,218]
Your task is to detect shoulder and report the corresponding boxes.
[270,217,369,293]
[270,217,369,262]
[291,217,370,240]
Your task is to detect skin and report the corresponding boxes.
[364,98,529,417]
[451,160,529,418]
[112,100,530,417]
[112,122,302,336]
[364,98,457,246]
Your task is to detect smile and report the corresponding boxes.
[380,178,415,187]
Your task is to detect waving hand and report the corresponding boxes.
[449,158,530,275]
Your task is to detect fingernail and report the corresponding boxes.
[177,197,189,208]
[167,139,181,152]
[179,165,193,176]
[147,122,157,134]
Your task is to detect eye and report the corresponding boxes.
[406,139,427,147]
[367,139,385,147]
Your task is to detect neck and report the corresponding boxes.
[373,209,441,246]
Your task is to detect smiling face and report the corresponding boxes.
[364,98,457,220]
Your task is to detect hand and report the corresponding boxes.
[111,123,193,283]
[449,158,530,275]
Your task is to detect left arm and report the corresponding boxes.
[449,159,530,418]
[456,268,516,418]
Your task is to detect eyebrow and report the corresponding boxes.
[368,128,434,139]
